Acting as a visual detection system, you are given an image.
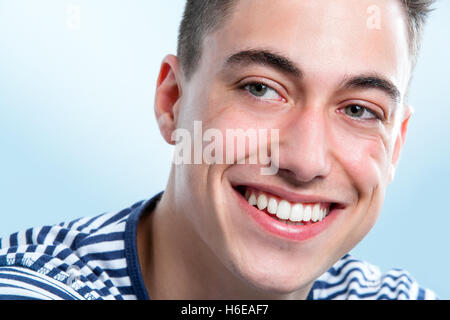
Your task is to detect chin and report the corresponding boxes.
[221,244,318,297]
[233,261,313,296]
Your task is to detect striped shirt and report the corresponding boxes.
[0,192,438,300]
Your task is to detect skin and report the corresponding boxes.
[138,0,413,299]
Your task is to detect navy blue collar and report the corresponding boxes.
[124,191,163,300]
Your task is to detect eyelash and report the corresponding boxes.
[340,104,385,122]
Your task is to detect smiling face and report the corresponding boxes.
[156,0,412,297]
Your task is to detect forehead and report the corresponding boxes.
[201,0,411,94]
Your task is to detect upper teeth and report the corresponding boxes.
[245,190,329,223]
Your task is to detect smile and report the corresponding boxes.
[233,184,344,241]
[244,188,331,225]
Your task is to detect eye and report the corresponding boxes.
[343,104,382,121]
[243,82,284,102]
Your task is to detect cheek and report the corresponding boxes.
[330,125,390,197]
[201,107,279,165]
[327,126,392,248]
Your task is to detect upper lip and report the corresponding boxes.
[236,182,346,207]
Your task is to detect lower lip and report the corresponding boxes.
[233,187,341,242]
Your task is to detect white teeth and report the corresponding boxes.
[320,208,326,221]
[244,188,331,224]
[302,206,312,222]
[248,193,257,206]
[290,203,304,221]
[276,200,291,220]
[257,194,268,211]
[267,198,278,214]
[311,204,321,222]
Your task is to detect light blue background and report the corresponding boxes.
[1,1,449,298]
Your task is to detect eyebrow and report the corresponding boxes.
[224,49,401,104]
[224,49,302,78]
[340,74,401,104]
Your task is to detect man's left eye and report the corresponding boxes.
[343,104,381,120]
[244,83,283,101]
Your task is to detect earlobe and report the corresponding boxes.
[154,54,183,145]
[389,105,413,183]
[388,164,396,183]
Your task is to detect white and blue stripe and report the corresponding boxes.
[0,192,438,300]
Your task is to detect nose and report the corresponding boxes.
[277,107,332,183]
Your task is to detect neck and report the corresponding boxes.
[137,176,311,300]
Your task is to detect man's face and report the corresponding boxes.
[170,0,411,294]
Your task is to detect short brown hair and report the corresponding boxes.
[177,0,435,79]
[401,0,436,69]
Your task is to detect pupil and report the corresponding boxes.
[251,83,267,96]
[351,105,361,114]
[344,105,366,118]
[347,105,364,117]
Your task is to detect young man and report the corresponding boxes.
[0,0,438,300]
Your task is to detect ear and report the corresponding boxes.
[389,105,413,183]
[154,54,183,145]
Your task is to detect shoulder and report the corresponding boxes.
[0,199,146,300]
[311,254,438,300]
